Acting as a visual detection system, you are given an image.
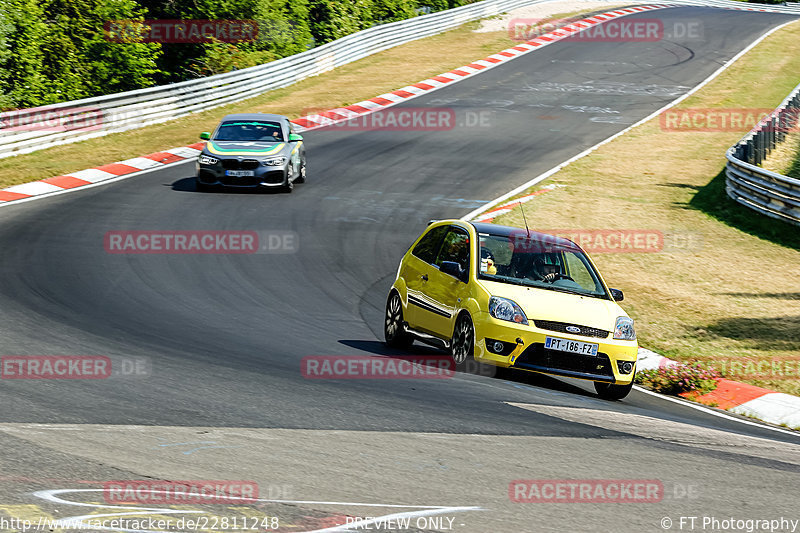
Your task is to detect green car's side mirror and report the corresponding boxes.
[288,133,303,142]
[200,132,211,140]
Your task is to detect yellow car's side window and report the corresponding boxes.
[411,226,448,264]
[435,229,470,272]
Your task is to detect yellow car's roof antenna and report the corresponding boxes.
[519,201,531,237]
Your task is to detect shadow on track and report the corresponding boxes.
[337,339,596,399]
[169,177,291,194]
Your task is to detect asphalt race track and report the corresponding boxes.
[0,7,798,533]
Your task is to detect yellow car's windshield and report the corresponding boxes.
[478,232,608,299]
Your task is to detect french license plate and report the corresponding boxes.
[545,336,598,356]
[225,170,255,177]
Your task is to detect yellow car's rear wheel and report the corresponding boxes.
[451,313,474,366]
[385,292,413,348]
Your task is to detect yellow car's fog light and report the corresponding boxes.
[485,338,516,356]
[617,361,635,374]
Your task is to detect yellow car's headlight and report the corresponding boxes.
[613,316,636,340]
[489,296,528,325]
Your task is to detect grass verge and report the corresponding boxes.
[762,130,800,178]
[491,21,800,396]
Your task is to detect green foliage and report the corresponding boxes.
[308,0,376,43]
[371,0,419,23]
[139,0,313,82]
[1,0,160,109]
[635,363,721,396]
[0,0,13,109]
[0,0,471,109]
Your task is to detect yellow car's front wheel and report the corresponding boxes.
[451,314,474,366]
[594,380,633,400]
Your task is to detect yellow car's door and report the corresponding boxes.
[423,226,473,340]
[403,225,448,332]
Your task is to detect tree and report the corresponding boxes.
[41,0,161,100]
[371,0,418,24]
[0,0,13,109]
[308,0,375,44]
[0,0,160,109]
[135,0,312,81]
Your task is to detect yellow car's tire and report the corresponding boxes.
[451,313,474,367]
[385,292,413,348]
[594,380,633,401]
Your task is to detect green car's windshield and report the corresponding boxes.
[214,121,284,142]
[477,232,609,299]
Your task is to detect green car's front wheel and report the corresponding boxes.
[294,158,306,184]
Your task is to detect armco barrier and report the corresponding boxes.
[1,0,799,159]
[725,82,800,227]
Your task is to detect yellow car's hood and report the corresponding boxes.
[479,279,625,331]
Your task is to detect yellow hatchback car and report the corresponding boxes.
[385,220,638,400]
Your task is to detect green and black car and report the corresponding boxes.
[196,113,306,193]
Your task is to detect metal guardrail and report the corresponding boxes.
[725,82,800,227]
[1,0,799,159]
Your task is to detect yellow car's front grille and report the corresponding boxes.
[533,320,610,339]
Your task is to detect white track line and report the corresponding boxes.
[34,488,483,533]
[633,386,800,437]
[0,159,190,209]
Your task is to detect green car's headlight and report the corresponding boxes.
[613,316,636,340]
[489,296,528,325]
[262,157,287,166]
[198,155,219,165]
